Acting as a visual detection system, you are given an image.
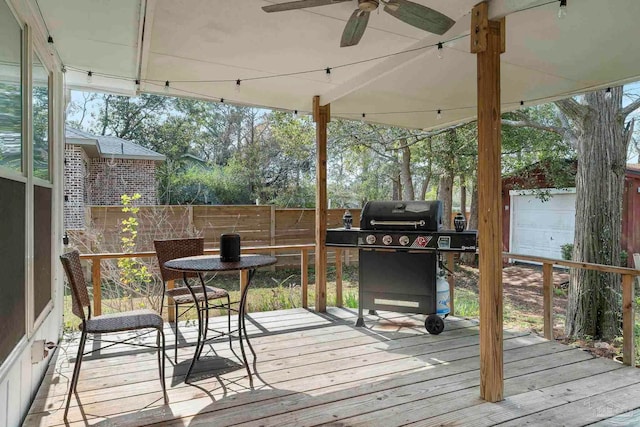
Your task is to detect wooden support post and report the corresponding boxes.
[313,95,330,312]
[240,270,249,312]
[473,1,505,403]
[542,263,553,340]
[446,252,455,316]
[622,274,635,366]
[167,279,176,323]
[335,248,343,307]
[91,257,102,316]
[301,248,309,308]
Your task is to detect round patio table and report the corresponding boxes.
[164,254,277,386]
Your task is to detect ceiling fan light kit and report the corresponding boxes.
[262,0,455,47]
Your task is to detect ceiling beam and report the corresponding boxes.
[137,0,157,90]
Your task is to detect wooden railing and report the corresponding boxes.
[78,244,356,321]
[78,246,637,367]
[505,252,638,367]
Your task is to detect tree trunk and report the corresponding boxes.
[460,181,478,265]
[437,173,453,228]
[392,175,401,200]
[564,88,628,340]
[400,140,415,200]
[460,175,467,218]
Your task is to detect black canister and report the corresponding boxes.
[343,210,353,229]
[454,212,466,232]
[220,233,241,262]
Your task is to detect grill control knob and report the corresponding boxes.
[382,235,393,245]
[399,235,410,246]
[366,234,376,245]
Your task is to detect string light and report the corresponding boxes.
[437,42,444,59]
[57,1,610,120]
[47,35,54,55]
[236,79,241,92]
[558,0,567,19]
[605,87,612,99]
[135,79,140,91]
[325,67,332,82]
[436,109,442,120]
[220,98,225,103]
[293,109,299,117]
[361,113,366,123]
[164,80,170,92]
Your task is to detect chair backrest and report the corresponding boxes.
[154,238,205,282]
[60,250,90,320]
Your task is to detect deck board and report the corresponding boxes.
[23,307,640,427]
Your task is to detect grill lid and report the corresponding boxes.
[360,200,442,231]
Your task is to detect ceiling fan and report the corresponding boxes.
[262,0,455,47]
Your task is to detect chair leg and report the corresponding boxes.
[64,330,87,420]
[174,302,180,364]
[157,329,168,404]
[227,295,232,351]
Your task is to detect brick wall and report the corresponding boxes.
[87,158,158,205]
[63,144,88,230]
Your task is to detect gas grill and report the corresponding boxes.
[326,200,477,334]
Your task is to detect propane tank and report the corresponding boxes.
[436,270,450,317]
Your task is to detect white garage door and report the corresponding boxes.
[510,188,576,260]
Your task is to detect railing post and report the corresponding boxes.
[542,262,553,340]
[167,279,175,323]
[622,273,635,366]
[335,248,343,307]
[91,257,102,316]
[301,248,309,308]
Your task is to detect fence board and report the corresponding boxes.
[84,205,361,268]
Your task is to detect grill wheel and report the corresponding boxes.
[425,314,445,335]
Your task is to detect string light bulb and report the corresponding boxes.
[164,80,170,92]
[361,113,366,123]
[47,35,54,55]
[325,67,332,82]
[220,98,225,103]
[235,79,241,92]
[558,0,567,19]
[293,109,299,117]
[436,109,442,120]
[86,71,93,84]
[520,100,524,106]
[605,87,612,99]
[135,79,140,91]
[437,42,444,59]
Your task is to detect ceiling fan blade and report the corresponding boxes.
[262,0,350,13]
[384,0,455,35]
[341,10,370,47]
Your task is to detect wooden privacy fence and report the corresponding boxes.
[505,252,639,367]
[82,205,360,266]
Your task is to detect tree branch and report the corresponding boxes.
[620,98,640,118]
[501,118,565,135]
[554,98,588,121]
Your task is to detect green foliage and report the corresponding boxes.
[117,193,152,289]
[561,243,573,260]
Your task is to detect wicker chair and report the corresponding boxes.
[154,238,232,364]
[60,250,167,420]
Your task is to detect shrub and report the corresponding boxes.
[561,243,573,260]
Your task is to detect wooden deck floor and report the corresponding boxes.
[24,307,640,426]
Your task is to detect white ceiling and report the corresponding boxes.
[37,0,640,129]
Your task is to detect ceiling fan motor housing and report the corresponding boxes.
[358,0,379,12]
